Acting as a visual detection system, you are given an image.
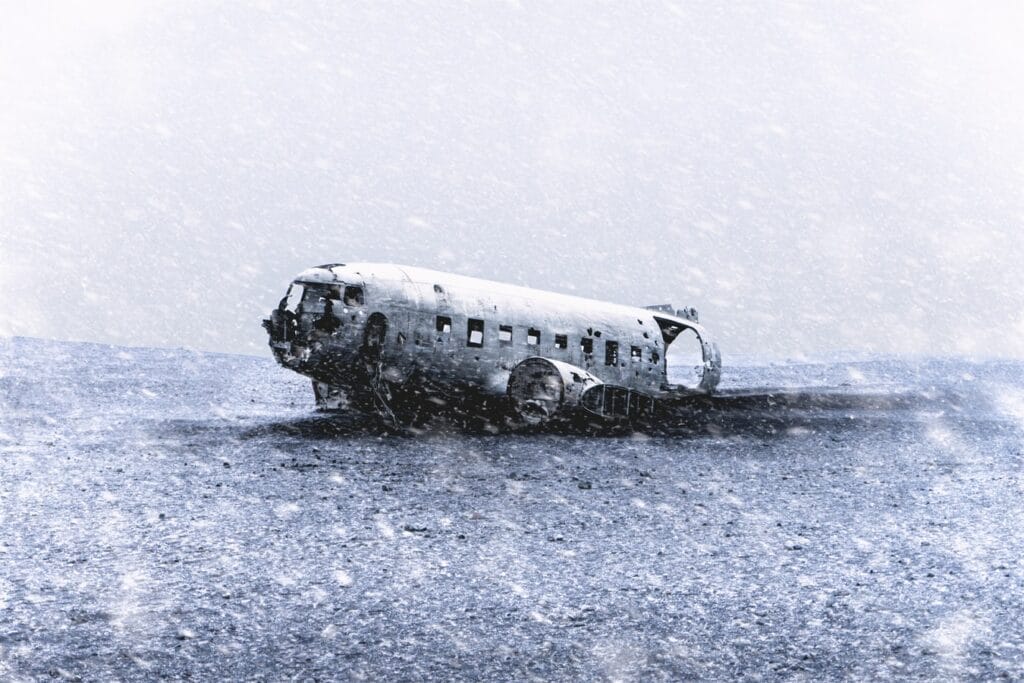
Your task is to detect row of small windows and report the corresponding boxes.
[435,316,659,365]
[499,325,543,346]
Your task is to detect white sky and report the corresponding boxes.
[1,1,1022,358]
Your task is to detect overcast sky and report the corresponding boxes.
[2,1,1022,359]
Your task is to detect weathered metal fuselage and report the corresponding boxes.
[263,262,722,426]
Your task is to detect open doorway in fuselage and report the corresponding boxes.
[664,327,704,389]
[362,313,388,364]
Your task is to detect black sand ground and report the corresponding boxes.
[2,337,1023,680]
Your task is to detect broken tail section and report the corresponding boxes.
[646,305,722,394]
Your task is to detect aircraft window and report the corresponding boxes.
[554,334,567,349]
[527,328,540,345]
[631,346,642,361]
[581,337,593,354]
[499,325,513,344]
[605,341,619,366]
[343,286,364,306]
[285,284,304,312]
[433,284,444,294]
[651,350,660,364]
[467,318,484,347]
[436,315,452,334]
[396,332,406,346]
[302,286,328,306]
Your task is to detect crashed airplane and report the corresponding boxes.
[263,263,722,429]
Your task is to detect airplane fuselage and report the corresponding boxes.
[263,263,721,426]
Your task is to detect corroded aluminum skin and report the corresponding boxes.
[267,262,722,416]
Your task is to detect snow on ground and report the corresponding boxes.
[1,337,1023,680]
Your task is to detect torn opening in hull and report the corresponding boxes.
[665,327,704,389]
[653,315,722,394]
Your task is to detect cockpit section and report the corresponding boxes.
[263,268,366,348]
